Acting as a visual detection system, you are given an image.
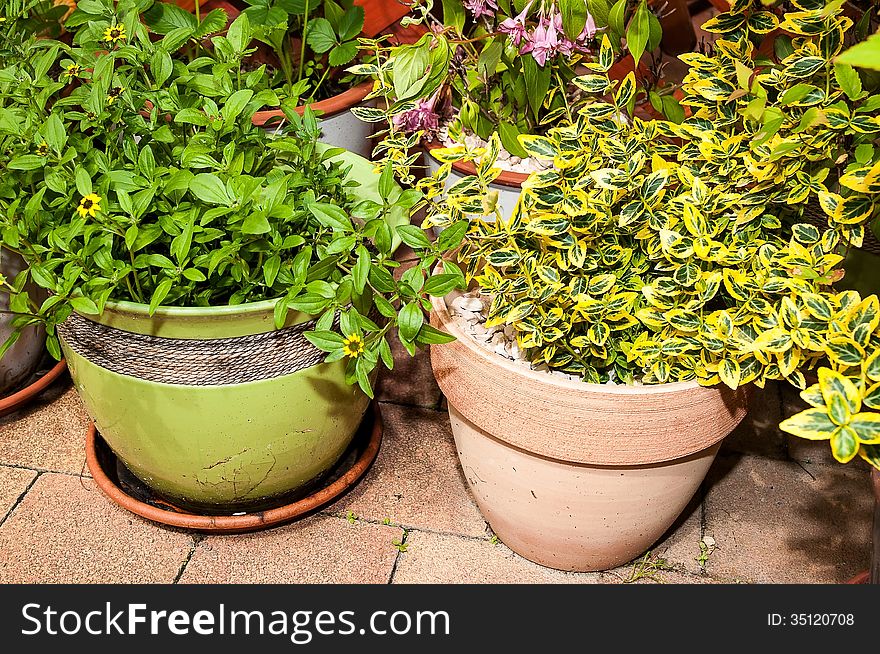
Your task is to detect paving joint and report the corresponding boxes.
[0,470,42,528]
[172,535,203,584]
[0,461,92,479]
[319,510,491,543]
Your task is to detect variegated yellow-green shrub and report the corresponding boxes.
[393,1,880,470]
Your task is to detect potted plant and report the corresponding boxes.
[359,0,683,220]
[0,2,463,510]
[0,1,71,407]
[379,0,880,571]
[120,0,422,159]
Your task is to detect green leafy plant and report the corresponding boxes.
[358,0,673,170]
[0,0,465,397]
[384,1,880,469]
[139,0,370,105]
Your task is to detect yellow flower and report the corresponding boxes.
[103,24,126,44]
[342,334,365,358]
[36,142,49,156]
[76,194,102,218]
[63,64,81,80]
[106,86,124,105]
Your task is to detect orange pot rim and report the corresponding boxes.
[252,79,374,126]
[85,404,384,533]
[0,358,67,417]
[423,139,529,188]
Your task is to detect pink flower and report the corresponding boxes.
[579,14,597,41]
[498,2,532,46]
[553,13,576,56]
[393,96,440,134]
[520,18,558,67]
[464,0,498,20]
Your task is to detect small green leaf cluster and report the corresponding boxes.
[142,0,368,105]
[0,0,465,398]
[407,2,880,468]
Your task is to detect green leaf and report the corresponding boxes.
[308,202,353,232]
[70,296,99,315]
[71,167,91,198]
[241,213,271,234]
[8,156,46,171]
[151,49,173,87]
[398,301,424,342]
[148,278,174,315]
[223,89,255,123]
[423,273,462,297]
[329,41,359,67]
[307,18,337,54]
[522,55,551,120]
[626,1,652,67]
[352,245,370,294]
[189,173,231,205]
[833,63,863,100]
[304,330,345,352]
[337,6,365,41]
[837,34,880,72]
[416,324,456,345]
[396,225,432,250]
[559,0,589,40]
[608,0,626,40]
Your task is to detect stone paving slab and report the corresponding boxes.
[0,384,91,475]
[703,455,872,584]
[0,473,192,583]
[179,515,403,584]
[0,465,37,522]
[649,495,705,576]
[327,403,489,538]
[392,530,602,584]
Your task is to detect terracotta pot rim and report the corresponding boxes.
[423,139,529,188]
[85,404,383,533]
[0,358,67,418]
[252,80,374,126]
[846,570,869,584]
[430,287,702,397]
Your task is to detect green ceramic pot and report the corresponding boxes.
[59,150,406,509]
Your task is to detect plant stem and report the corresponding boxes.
[194,0,201,24]
[298,0,311,84]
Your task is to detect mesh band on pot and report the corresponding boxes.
[57,311,327,386]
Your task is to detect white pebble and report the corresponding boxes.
[460,297,483,312]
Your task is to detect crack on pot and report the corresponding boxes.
[202,448,250,471]
[232,452,279,501]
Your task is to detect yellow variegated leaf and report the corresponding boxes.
[818,368,861,413]
[831,426,860,463]
[848,413,880,444]
[778,407,837,441]
[718,358,741,390]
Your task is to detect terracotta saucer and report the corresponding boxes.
[0,358,68,418]
[86,404,383,534]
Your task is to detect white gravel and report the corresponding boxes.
[438,125,550,175]
[449,290,628,385]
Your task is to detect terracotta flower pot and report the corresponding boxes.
[429,287,750,572]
